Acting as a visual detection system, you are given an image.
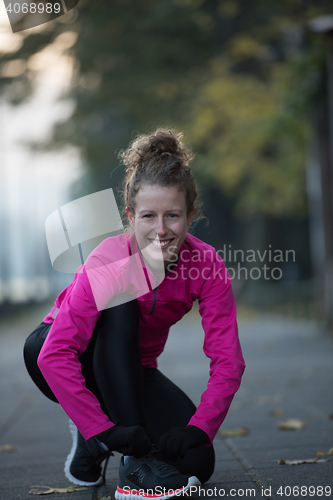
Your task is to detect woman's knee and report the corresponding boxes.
[98,300,139,333]
[23,323,58,403]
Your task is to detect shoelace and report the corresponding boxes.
[145,446,179,475]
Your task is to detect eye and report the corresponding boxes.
[143,214,154,219]
[168,214,178,218]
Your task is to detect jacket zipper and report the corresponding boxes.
[128,234,159,317]
[149,287,157,315]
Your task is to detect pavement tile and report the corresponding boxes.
[251,464,333,500]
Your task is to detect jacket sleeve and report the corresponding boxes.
[37,265,116,440]
[188,253,245,444]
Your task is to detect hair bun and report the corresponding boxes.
[119,128,193,170]
[148,131,183,159]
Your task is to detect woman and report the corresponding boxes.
[24,128,245,499]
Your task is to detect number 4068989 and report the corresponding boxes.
[276,485,332,497]
[6,3,61,14]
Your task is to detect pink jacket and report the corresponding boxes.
[38,232,245,443]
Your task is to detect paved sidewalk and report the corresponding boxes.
[0,302,332,500]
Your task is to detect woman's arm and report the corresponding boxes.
[37,265,115,440]
[188,253,245,445]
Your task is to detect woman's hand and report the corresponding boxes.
[158,425,208,461]
[97,425,152,456]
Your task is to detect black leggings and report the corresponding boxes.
[23,301,215,483]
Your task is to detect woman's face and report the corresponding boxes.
[126,184,196,272]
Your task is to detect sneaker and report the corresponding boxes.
[115,446,201,500]
[64,420,113,486]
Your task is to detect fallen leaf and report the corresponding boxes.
[29,485,89,495]
[0,444,17,453]
[29,486,55,495]
[278,458,327,465]
[218,426,250,437]
[269,408,284,417]
[316,447,333,456]
[277,418,306,430]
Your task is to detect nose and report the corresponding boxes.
[155,216,168,237]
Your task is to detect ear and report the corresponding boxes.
[126,207,135,227]
[187,207,197,228]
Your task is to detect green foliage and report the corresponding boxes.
[187,59,309,218]
[1,0,333,217]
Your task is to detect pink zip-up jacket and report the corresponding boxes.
[38,232,245,444]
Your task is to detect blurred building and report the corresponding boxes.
[0,11,80,304]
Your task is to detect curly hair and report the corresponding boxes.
[118,128,203,228]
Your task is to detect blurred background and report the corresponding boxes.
[1,0,333,329]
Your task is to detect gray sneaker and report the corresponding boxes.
[115,446,200,500]
[64,420,113,486]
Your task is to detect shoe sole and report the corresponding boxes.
[64,420,105,487]
[115,476,201,500]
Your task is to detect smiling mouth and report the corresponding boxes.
[149,238,174,248]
